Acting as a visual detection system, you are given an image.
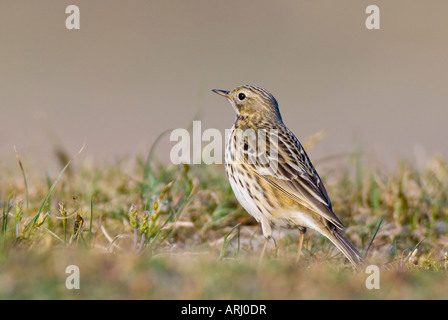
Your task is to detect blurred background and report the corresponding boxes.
[1,0,447,170]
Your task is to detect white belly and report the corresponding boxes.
[227,171,266,224]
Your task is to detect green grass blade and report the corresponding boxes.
[42,226,65,244]
[142,129,173,190]
[405,238,425,263]
[219,223,241,260]
[364,218,383,257]
[14,146,29,216]
[25,141,86,234]
[90,195,94,235]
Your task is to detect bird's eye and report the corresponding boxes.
[238,93,246,101]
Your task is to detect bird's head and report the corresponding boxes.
[213,85,283,123]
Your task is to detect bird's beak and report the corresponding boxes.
[212,89,231,98]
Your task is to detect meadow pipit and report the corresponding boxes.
[213,85,364,268]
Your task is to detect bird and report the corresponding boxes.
[212,85,364,268]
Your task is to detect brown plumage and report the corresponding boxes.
[213,85,364,268]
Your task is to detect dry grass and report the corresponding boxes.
[1,140,447,299]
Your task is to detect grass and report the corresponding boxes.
[1,137,448,299]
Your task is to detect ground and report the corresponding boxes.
[1,141,447,299]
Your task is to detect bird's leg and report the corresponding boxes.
[296,227,307,264]
[258,221,272,266]
[258,236,270,266]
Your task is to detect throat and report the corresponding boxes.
[236,114,248,122]
[234,114,249,129]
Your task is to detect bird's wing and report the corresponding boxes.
[237,126,345,230]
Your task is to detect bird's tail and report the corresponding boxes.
[324,227,364,269]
